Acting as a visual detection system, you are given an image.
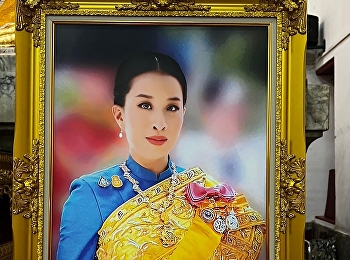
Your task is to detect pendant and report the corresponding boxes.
[226,211,239,230]
[111,175,123,188]
[213,216,226,233]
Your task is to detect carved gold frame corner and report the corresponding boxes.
[245,0,307,50]
[16,0,79,47]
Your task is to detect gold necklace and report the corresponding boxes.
[119,161,180,247]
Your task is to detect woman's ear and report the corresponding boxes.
[112,105,124,128]
[183,106,186,115]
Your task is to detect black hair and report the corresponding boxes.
[114,51,187,107]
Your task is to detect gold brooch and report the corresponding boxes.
[111,175,123,188]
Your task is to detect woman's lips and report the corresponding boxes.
[146,136,168,146]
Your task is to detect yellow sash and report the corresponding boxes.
[96,167,265,260]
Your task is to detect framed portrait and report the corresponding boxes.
[13,1,307,260]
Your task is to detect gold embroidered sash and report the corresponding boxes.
[96,167,265,260]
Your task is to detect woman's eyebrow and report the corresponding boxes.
[168,97,181,102]
[136,94,152,99]
[135,94,181,102]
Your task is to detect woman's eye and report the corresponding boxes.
[138,103,152,110]
[167,105,180,112]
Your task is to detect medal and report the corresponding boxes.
[111,175,123,188]
[213,217,226,233]
[98,176,111,188]
[226,211,239,230]
[200,208,215,223]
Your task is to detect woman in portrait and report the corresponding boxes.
[57,51,265,260]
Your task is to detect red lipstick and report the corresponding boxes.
[146,136,167,146]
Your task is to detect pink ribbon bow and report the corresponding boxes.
[185,182,237,207]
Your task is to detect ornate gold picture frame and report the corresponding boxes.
[13,1,307,259]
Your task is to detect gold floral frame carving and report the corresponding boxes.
[115,0,211,11]
[280,138,306,234]
[12,139,40,234]
[13,0,307,259]
[15,0,307,49]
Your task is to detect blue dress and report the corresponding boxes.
[57,156,184,260]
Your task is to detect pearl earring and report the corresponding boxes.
[119,130,123,138]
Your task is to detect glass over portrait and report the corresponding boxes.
[52,23,268,260]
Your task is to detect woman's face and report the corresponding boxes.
[113,71,185,164]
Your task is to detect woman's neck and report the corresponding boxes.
[131,154,169,175]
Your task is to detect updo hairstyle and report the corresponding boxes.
[114,51,187,107]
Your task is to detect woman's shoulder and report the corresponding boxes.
[70,164,123,190]
[65,164,128,220]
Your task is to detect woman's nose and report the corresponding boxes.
[153,125,166,131]
[152,112,167,131]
